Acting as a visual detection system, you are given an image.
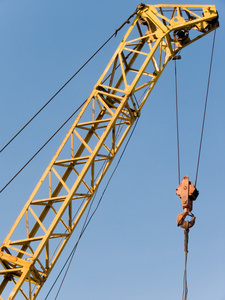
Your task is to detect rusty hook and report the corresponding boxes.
[176,210,196,230]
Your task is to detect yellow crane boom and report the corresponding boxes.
[0,4,219,299]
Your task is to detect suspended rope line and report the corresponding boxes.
[0,9,138,154]
[0,8,140,193]
[195,30,217,187]
[174,58,181,185]
[45,117,140,300]
[182,229,189,300]
[178,31,217,300]
[0,100,86,194]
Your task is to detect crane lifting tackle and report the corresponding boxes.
[176,177,199,299]
[176,176,199,229]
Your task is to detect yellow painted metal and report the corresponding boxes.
[0,4,218,299]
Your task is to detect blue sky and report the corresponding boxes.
[0,0,225,299]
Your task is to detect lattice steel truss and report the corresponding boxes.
[0,4,218,299]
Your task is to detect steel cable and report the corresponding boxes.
[0,9,139,194]
[195,30,217,186]
[0,100,86,194]
[174,58,181,185]
[179,30,217,300]
[182,229,189,300]
[0,9,138,154]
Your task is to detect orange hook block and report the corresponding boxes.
[176,176,199,211]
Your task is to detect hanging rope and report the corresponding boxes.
[0,8,140,194]
[182,229,189,300]
[0,100,86,194]
[174,57,181,185]
[0,8,138,154]
[176,30,217,300]
[195,29,217,187]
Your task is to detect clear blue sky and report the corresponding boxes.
[0,0,225,299]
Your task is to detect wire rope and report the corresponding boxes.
[182,229,189,300]
[174,58,181,185]
[45,117,140,300]
[0,9,138,154]
[178,30,217,300]
[195,29,217,186]
[0,9,140,194]
[0,100,86,194]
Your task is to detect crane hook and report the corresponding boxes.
[176,210,196,229]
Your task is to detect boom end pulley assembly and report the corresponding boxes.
[176,176,199,229]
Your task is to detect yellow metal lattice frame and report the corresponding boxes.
[0,4,218,299]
